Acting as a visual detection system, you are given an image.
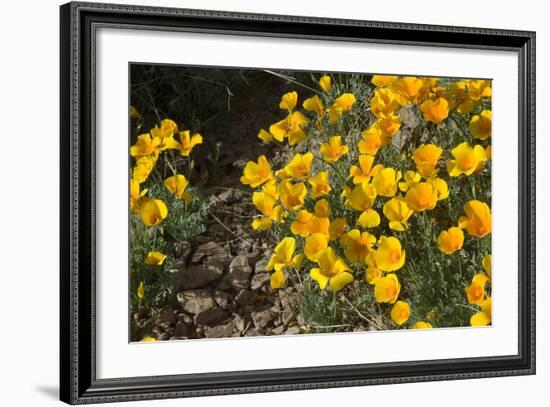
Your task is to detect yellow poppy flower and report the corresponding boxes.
[482,254,492,279]
[130,178,147,212]
[419,77,439,99]
[375,236,406,272]
[270,270,286,289]
[412,321,433,329]
[447,142,487,177]
[320,135,349,162]
[130,133,161,158]
[349,155,375,185]
[365,252,382,285]
[269,111,309,145]
[346,182,377,212]
[308,171,331,199]
[357,209,381,229]
[358,126,383,155]
[412,144,443,178]
[284,153,313,179]
[341,229,376,264]
[279,180,307,211]
[372,167,401,197]
[145,251,167,265]
[437,227,464,255]
[140,337,156,342]
[405,182,438,212]
[258,128,274,143]
[329,218,347,241]
[266,237,304,272]
[485,145,492,160]
[240,155,274,188]
[459,200,491,238]
[370,88,401,118]
[137,281,145,300]
[377,114,401,141]
[467,79,492,100]
[303,95,324,116]
[391,300,410,326]
[177,130,203,156]
[374,273,401,304]
[470,297,492,326]
[426,177,449,201]
[304,233,329,262]
[150,119,180,151]
[150,118,177,138]
[276,167,292,181]
[139,199,168,227]
[164,174,192,203]
[398,170,421,192]
[313,199,331,218]
[327,93,356,122]
[251,191,283,230]
[290,209,314,237]
[394,76,424,103]
[309,216,330,237]
[383,197,413,231]
[420,97,449,124]
[262,180,280,200]
[371,75,397,88]
[319,75,332,93]
[130,106,142,120]
[279,91,298,110]
[465,273,489,305]
[469,110,492,140]
[132,155,156,184]
[309,247,354,292]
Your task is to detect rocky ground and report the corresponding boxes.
[133,209,305,339]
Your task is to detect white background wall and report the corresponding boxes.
[0,0,545,405]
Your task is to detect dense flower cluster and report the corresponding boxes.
[129,117,203,304]
[242,74,492,329]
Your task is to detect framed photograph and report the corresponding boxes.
[60,1,536,404]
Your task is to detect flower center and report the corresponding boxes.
[390,249,401,264]
[386,285,397,299]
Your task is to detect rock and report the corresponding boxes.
[216,274,233,290]
[250,272,270,290]
[285,326,301,335]
[191,241,226,264]
[177,312,193,325]
[282,309,296,326]
[172,241,192,263]
[400,105,420,129]
[172,263,223,291]
[254,260,267,274]
[279,289,300,310]
[234,289,255,306]
[233,314,245,333]
[218,188,244,204]
[160,308,176,324]
[251,309,273,329]
[177,290,216,315]
[392,129,412,150]
[271,325,285,335]
[195,308,232,326]
[229,255,253,289]
[174,321,190,338]
[205,253,231,273]
[213,290,229,309]
[244,327,261,337]
[205,319,236,338]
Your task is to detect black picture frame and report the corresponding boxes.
[60,2,536,404]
